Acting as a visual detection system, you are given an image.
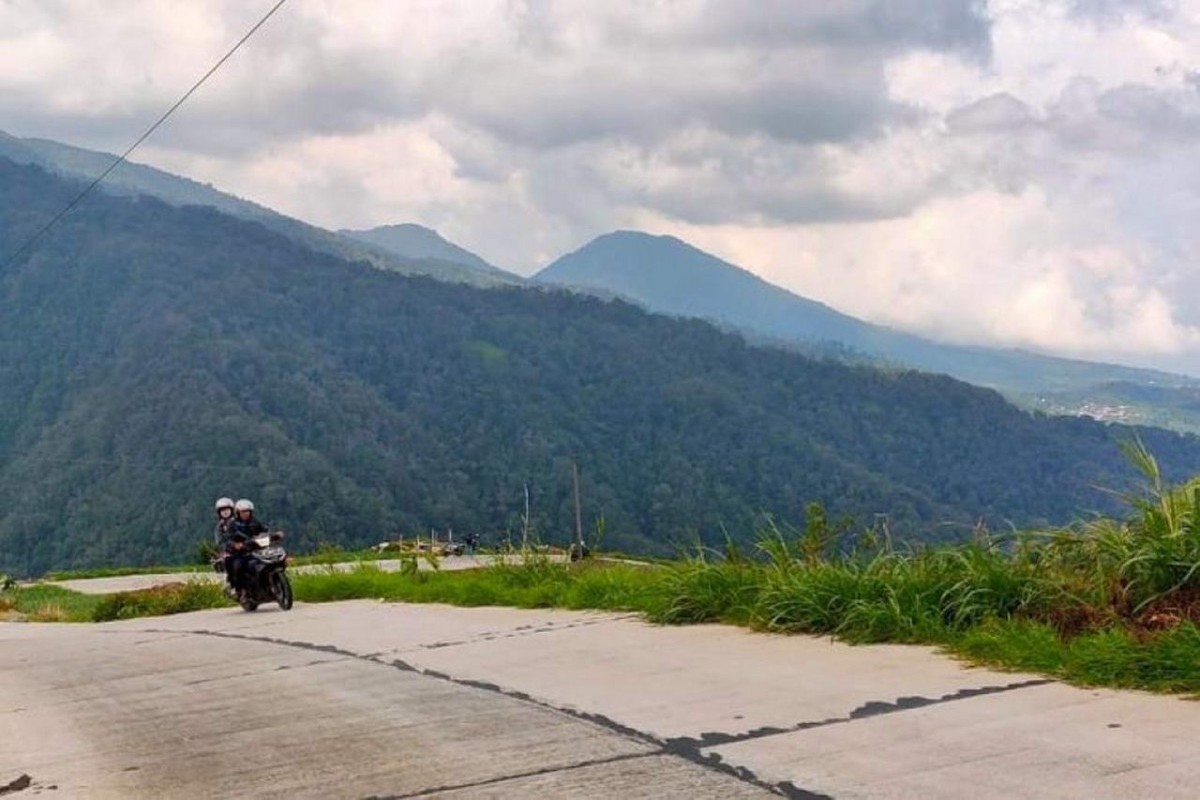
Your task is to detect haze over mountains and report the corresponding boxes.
[3,153,1200,577]
[538,231,1200,432]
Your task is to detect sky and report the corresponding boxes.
[4,0,1200,372]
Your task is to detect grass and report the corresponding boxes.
[89,581,233,621]
[955,619,1200,694]
[1,581,230,622]
[291,556,667,613]
[0,584,103,622]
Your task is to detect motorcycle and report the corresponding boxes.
[213,532,294,612]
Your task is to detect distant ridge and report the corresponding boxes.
[537,230,1200,411]
[0,129,516,287]
[339,223,514,280]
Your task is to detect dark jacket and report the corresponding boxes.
[226,516,268,590]
[230,516,269,549]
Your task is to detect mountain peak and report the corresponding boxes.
[339,223,509,278]
[363,222,438,236]
[585,229,703,256]
[544,230,759,286]
[537,228,855,335]
[596,229,681,243]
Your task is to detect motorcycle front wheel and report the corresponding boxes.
[270,571,294,611]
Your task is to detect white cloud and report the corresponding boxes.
[5,0,1200,371]
[649,164,1200,369]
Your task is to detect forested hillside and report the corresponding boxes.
[1,157,1198,577]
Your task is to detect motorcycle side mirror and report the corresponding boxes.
[270,532,285,542]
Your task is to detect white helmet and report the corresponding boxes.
[234,499,255,513]
[215,497,234,512]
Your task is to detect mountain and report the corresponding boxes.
[340,223,513,280]
[0,129,516,287]
[537,231,1200,409]
[3,156,1199,577]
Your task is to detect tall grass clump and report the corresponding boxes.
[1026,440,1200,625]
[0,584,102,622]
[747,527,1054,643]
[89,581,232,621]
[648,539,762,625]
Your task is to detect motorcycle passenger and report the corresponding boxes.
[213,497,236,545]
[228,498,268,595]
[213,497,237,592]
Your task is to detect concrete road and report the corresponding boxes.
[45,555,555,595]
[4,603,1200,798]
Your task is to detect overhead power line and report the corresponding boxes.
[1,0,290,271]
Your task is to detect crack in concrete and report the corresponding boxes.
[417,615,636,652]
[669,678,1055,751]
[273,656,348,672]
[359,751,658,799]
[137,628,1047,797]
[153,628,821,798]
[0,775,31,796]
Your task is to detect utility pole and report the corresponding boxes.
[572,461,583,556]
[522,483,531,552]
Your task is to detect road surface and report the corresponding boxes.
[44,554,559,595]
[3,602,1200,798]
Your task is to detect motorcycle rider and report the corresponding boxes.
[227,498,268,596]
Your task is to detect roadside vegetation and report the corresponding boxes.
[0,584,103,622]
[1,582,230,622]
[8,441,1200,693]
[287,441,1200,694]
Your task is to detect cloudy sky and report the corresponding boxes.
[4,0,1200,372]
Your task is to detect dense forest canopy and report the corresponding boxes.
[1,157,1198,577]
